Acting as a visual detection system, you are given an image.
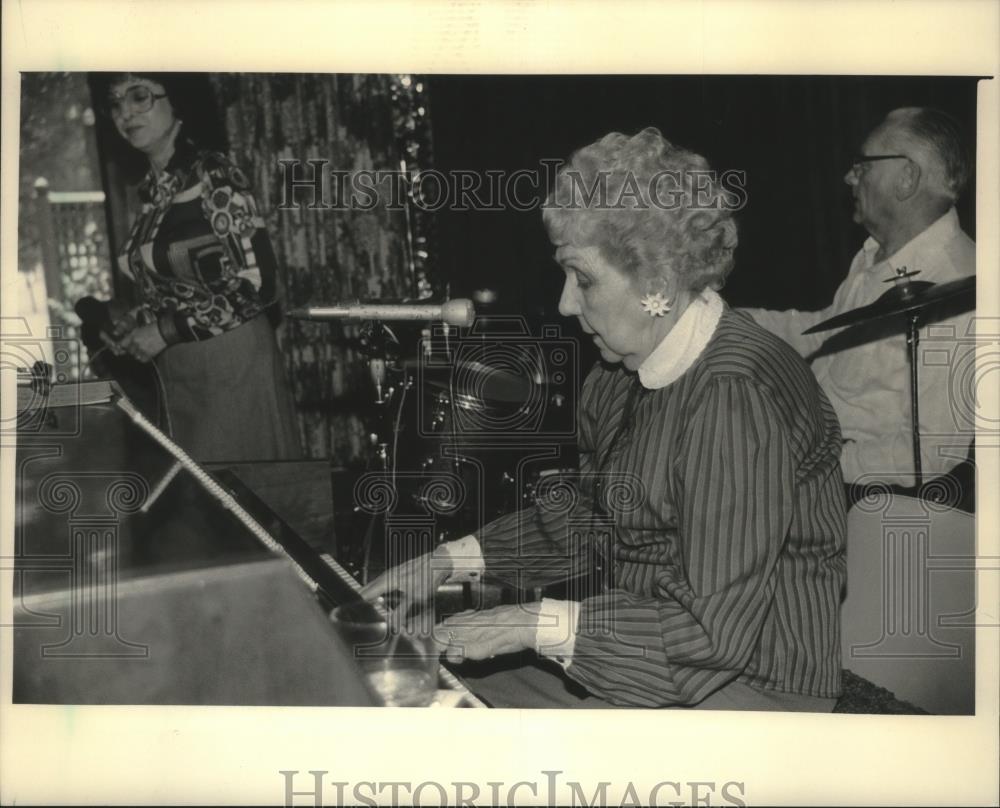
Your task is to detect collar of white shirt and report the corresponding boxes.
[637,288,724,390]
[861,207,961,272]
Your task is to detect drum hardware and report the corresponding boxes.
[804,271,975,487]
[302,305,574,581]
[803,273,973,334]
[358,320,402,405]
[429,391,451,431]
[521,467,581,507]
[888,266,921,283]
[412,485,462,512]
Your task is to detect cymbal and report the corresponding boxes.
[803,276,975,334]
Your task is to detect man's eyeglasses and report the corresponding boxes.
[106,85,166,118]
[849,154,910,176]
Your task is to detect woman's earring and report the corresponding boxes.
[640,291,672,317]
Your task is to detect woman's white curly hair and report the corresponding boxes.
[543,127,738,292]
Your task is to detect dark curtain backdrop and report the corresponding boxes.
[210,73,426,463]
[428,76,978,336]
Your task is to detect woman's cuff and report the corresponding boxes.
[156,312,185,346]
[437,534,485,583]
[535,598,580,668]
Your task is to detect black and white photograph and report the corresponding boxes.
[2,1,998,805]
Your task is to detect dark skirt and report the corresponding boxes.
[154,315,301,462]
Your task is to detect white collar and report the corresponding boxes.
[637,288,724,390]
[862,207,961,274]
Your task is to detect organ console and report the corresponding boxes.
[11,379,482,707]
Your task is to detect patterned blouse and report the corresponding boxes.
[117,140,278,343]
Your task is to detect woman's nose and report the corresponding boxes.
[557,278,579,317]
[844,167,859,186]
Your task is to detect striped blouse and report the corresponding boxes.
[478,306,847,707]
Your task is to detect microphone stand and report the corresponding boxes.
[355,318,403,583]
[359,320,395,406]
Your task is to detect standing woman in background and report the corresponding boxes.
[94,72,301,462]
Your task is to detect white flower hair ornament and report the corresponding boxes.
[640,291,672,317]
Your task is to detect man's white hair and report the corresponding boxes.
[884,107,970,203]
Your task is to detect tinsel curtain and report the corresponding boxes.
[209,73,436,464]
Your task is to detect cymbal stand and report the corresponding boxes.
[889,269,923,487]
[804,266,976,490]
[905,310,923,488]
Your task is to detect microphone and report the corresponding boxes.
[75,296,116,352]
[75,295,110,326]
[74,296,137,351]
[288,299,476,328]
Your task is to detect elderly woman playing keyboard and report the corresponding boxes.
[363,127,846,711]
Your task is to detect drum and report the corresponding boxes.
[354,351,577,541]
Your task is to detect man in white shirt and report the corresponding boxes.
[744,107,976,488]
